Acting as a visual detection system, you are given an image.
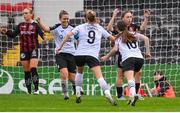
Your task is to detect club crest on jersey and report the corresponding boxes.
[29,25,34,30]
[59,35,63,39]
[21,53,25,59]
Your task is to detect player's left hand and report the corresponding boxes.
[144,9,151,19]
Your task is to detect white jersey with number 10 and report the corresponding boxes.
[115,32,144,62]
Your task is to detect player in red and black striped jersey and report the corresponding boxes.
[1,8,45,94]
[5,21,44,52]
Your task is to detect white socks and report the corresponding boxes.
[97,77,109,91]
[75,73,83,97]
[128,80,136,97]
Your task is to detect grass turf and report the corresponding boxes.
[0,94,180,112]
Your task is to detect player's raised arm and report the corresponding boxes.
[107,8,119,32]
[140,9,150,31]
[36,17,50,32]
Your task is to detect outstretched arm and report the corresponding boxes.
[137,33,151,58]
[101,45,118,62]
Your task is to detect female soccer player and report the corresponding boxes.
[58,10,117,106]
[0,8,45,94]
[36,10,81,100]
[105,9,150,100]
[102,20,151,106]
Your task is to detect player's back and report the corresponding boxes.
[116,32,143,62]
[72,23,110,59]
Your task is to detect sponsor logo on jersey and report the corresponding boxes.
[59,35,63,39]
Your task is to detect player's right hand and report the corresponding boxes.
[36,16,41,23]
[112,8,120,17]
[100,56,109,62]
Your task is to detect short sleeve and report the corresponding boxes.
[72,26,79,36]
[115,38,119,46]
[101,26,111,39]
[49,24,60,31]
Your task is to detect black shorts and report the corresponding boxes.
[122,57,144,72]
[117,53,122,68]
[55,53,76,73]
[75,56,100,68]
[20,49,40,61]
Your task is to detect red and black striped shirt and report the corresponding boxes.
[6,21,44,52]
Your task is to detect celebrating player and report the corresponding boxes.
[36,10,82,100]
[105,9,150,100]
[58,10,117,106]
[102,20,151,106]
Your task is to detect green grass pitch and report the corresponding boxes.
[0,95,180,112]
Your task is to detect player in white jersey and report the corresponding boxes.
[104,9,150,100]
[37,10,80,100]
[102,20,151,106]
[58,10,117,106]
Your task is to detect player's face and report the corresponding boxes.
[60,14,69,27]
[121,12,132,26]
[23,9,33,22]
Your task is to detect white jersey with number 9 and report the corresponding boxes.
[72,23,110,60]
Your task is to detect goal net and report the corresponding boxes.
[0,0,180,97]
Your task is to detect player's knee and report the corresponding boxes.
[60,68,69,80]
